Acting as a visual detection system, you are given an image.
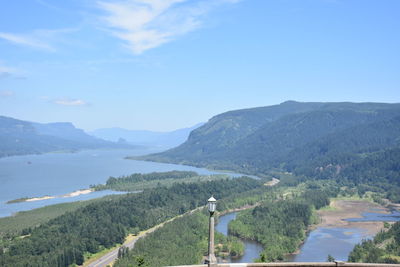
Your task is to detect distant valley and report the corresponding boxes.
[90,123,204,149]
[0,116,132,158]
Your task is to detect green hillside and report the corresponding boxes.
[139,101,400,170]
[138,101,400,201]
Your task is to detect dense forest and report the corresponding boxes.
[294,147,400,202]
[104,171,199,185]
[0,177,260,267]
[92,171,229,191]
[114,210,244,267]
[349,222,400,263]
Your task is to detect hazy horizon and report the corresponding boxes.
[3,100,400,132]
[1,0,399,131]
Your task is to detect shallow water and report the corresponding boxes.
[345,210,400,222]
[285,227,369,262]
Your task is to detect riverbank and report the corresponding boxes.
[317,199,390,235]
[6,189,94,204]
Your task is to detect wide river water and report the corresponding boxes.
[216,209,400,263]
[0,148,252,218]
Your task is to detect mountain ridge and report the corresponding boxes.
[138,101,400,174]
[0,116,132,158]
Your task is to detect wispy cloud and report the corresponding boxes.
[0,64,19,79]
[0,32,54,51]
[97,0,240,54]
[0,90,14,97]
[54,98,88,106]
[0,28,78,52]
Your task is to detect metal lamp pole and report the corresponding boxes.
[207,196,217,267]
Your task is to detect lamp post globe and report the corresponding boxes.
[208,196,217,214]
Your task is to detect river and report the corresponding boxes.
[0,148,252,218]
[216,209,400,263]
[215,212,263,263]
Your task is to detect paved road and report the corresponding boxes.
[85,207,204,267]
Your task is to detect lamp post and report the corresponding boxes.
[207,196,217,267]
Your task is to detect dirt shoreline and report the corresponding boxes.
[317,199,390,236]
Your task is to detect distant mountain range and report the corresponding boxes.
[0,116,132,158]
[139,101,400,175]
[90,123,204,149]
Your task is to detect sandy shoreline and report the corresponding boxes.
[10,189,95,203]
[61,189,93,198]
[25,196,55,202]
[317,199,390,236]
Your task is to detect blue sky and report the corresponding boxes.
[0,0,399,131]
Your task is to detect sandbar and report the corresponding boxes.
[317,199,390,235]
[61,189,93,198]
[25,196,55,202]
[7,189,94,204]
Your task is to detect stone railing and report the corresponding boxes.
[167,262,400,267]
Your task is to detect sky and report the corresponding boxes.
[0,0,399,131]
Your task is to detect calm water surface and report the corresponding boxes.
[288,209,400,262]
[0,148,249,217]
[345,210,400,222]
[285,227,369,262]
[216,212,263,263]
[217,209,400,263]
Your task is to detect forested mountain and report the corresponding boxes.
[140,101,400,172]
[90,123,204,148]
[0,116,131,158]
